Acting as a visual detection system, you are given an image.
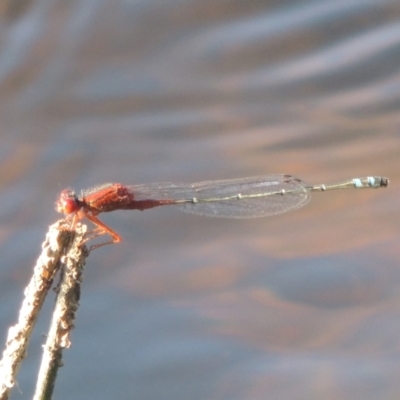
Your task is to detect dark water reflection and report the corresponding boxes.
[0,1,399,399]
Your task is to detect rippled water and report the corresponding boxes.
[0,1,399,399]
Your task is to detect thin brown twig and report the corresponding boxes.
[0,220,87,400]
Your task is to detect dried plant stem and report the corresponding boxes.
[33,224,87,400]
[0,221,87,400]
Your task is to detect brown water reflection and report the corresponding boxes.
[0,1,399,399]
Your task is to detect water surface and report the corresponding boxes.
[0,1,399,399]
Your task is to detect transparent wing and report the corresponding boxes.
[129,175,310,218]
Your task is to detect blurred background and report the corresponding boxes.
[0,0,399,399]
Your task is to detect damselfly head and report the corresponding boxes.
[55,189,80,214]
